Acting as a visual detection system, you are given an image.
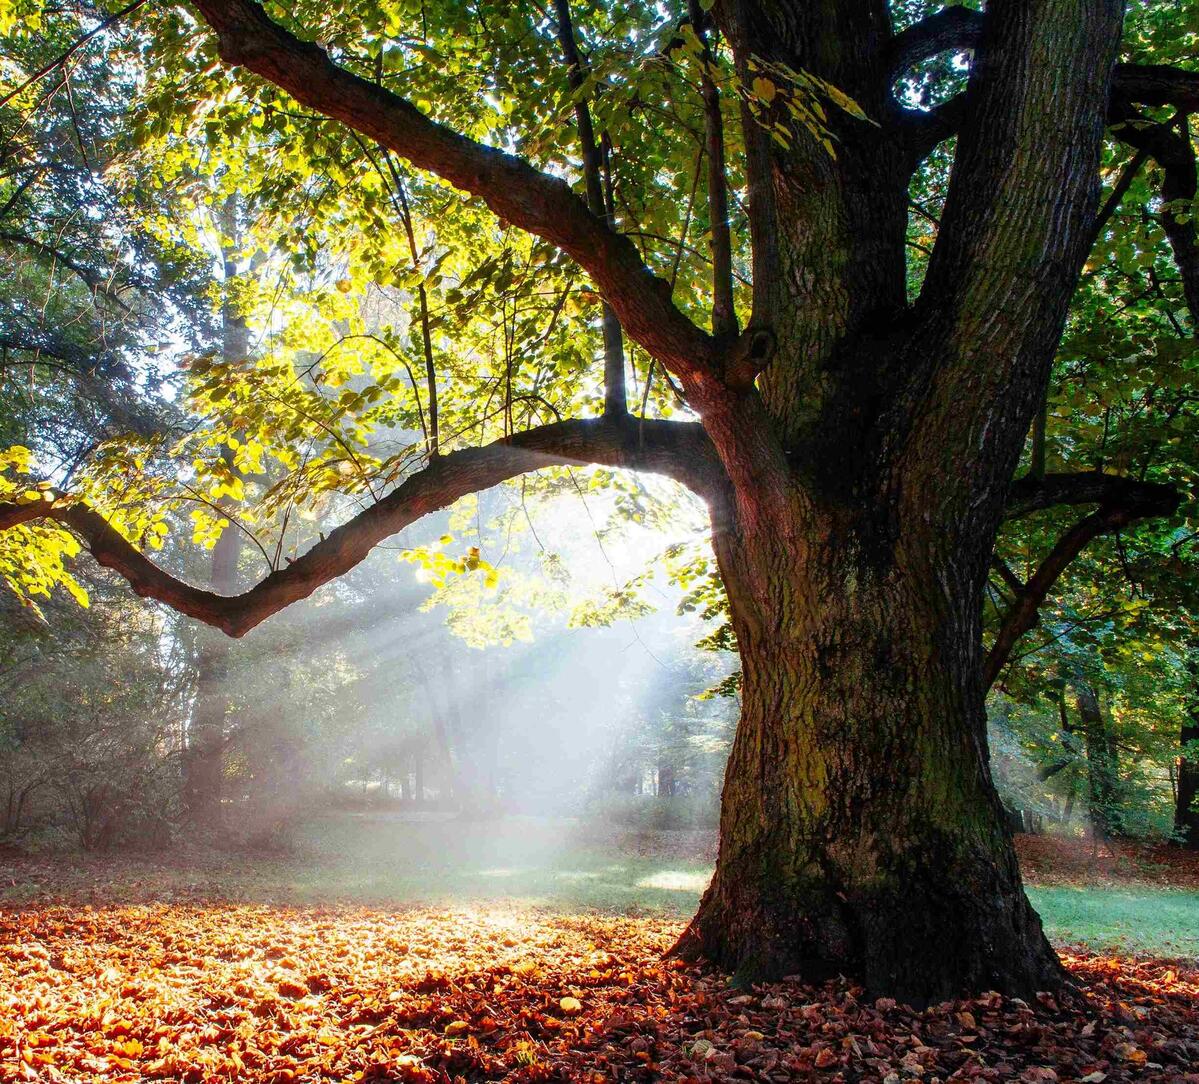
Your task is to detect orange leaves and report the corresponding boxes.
[275,978,307,1000]
[0,902,683,1082]
[0,900,1197,1082]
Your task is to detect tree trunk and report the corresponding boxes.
[678,500,1063,1005]
[1175,656,1199,848]
[184,204,246,828]
[412,744,424,805]
[657,756,676,798]
[185,617,234,825]
[1076,682,1120,840]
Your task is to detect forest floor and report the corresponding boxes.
[1,818,1197,1081]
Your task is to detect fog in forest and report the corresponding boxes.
[2,468,742,899]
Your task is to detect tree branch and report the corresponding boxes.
[891,6,1199,163]
[886,4,981,82]
[553,0,627,416]
[906,0,1123,536]
[1085,147,1148,255]
[1112,63,1199,113]
[688,0,736,341]
[1005,471,1181,520]
[188,0,719,393]
[985,476,1181,689]
[0,231,133,313]
[1107,104,1199,326]
[0,416,721,638]
[713,1,779,327]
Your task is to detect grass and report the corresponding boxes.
[272,811,716,912]
[3,812,1196,960]
[1027,885,1199,958]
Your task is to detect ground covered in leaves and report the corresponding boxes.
[2,900,1198,1083]
[1014,835,1199,890]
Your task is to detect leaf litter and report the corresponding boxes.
[0,902,1196,1081]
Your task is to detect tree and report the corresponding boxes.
[3,0,1198,1001]
[1176,649,1199,846]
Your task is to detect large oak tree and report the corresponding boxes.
[4,0,1198,1001]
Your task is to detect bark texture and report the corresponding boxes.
[672,0,1123,1001]
[678,486,1062,1004]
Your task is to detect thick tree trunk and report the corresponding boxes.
[679,500,1063,1005]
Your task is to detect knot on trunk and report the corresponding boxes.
[725,327,776,391]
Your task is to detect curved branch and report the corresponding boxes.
[0,416,721,638]
[985,477,1181,689]
[188,0,719,391]
[886,5,981,82]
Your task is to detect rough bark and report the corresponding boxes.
[665,0,1120,1001]
[676,486,1063,1005]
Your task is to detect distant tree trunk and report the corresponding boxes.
[184,204,246,828]
[430,714,455,804]
[412,744,424,805]
[1076,682,1120,840]
[1175,656,1199,848]
[657,757,676,798]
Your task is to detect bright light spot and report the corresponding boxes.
[635,870,711,892]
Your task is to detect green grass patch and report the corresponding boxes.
[279,812,713,913]
[1027,885,1199,957]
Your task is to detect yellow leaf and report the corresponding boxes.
[63,577,90,610]
[559,996,582,1015]
[751,76,776,104]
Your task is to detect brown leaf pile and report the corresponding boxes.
[1,903,1196,1082]
[1014,835,1199,890]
